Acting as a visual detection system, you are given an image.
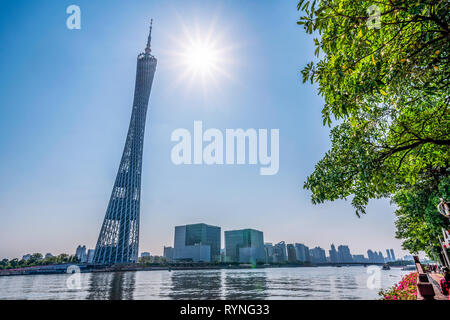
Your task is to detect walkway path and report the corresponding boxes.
[428,273,449,301]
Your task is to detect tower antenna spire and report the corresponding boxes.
[145,19,153,54]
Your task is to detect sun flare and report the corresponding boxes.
[183,42,220,75]
[165,18,235,95]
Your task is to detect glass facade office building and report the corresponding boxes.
[225,229,265,263]
[174,223,221,262]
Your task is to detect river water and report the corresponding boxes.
[0,266,408,300]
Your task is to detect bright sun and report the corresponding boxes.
[179,38,229,88]
[166,19,235,94]
[184,43,220,75]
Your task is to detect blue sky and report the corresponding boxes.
[0,0,407,259]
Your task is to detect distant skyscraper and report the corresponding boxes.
[337,245,353,263]
[352,254,367,263]
[174,223,221,262]
[75,245,87,263]
[93,21,157,265]
[141,252,150,258]
[367,249,385,263]
[378,251,385,263]
[163,246,174,262]
[272,241,288,262]
[367,249,375,263]
[390,249,396,261]
[287,244,297,262]
[310,246,327,263]
[386,249,392,261]
[329,244,339,263]
[294,243,310,263]
[225,229,265,263]
[86,249,95,264]
[264,243,274,263]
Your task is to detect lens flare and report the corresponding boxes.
[183,43,220,75]
[164,16,236,97]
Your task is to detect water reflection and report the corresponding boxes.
[224,271,268,299]
[167,270,222,299]
[82,268,371,300]
[0,267,408,300]
[163,269,269,299]
[87,272,136,300]
[334,273,359,299]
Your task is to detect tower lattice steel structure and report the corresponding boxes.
[93,21,157,264]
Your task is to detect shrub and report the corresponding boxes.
[379,272,417,300]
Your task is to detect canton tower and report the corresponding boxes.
[93,21,157,264]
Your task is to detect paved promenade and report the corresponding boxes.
[428,273,449,301]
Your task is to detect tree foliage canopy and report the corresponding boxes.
[394,176,449,256]
[0,253,79,270]
[298,0,449,253]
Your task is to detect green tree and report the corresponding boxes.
[9,258,19,269]
[27,253,43,266]
[152,256,167,264]
[0,259,8,270]
[0,253,79,270]
[394,176,449,256]
[298,1,449,253]
[56,254,69,264]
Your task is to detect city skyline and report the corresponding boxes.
[14,221,403,263]
[11,243,401,263]
[151,222,400,264]
[0,0,409,260]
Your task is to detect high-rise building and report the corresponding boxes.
[310,247,327,263]
[369,251,382,263]
[75,245,87,263]
[338,245,353,263]
[93,21,157,265]
[294,243,310,263]
[352,254,367,263]
[386,249,392,261]
[174,223,221,262]
[287,244,297,262]
[329,244,339,263]
[367,250,372,262]
[163,246,174,262]
[141,252,150,258]
[225,229,265,263]
[272,241,288,263]
[390,249,396,261]
[86,249,95,264]
[264,243,274,263]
